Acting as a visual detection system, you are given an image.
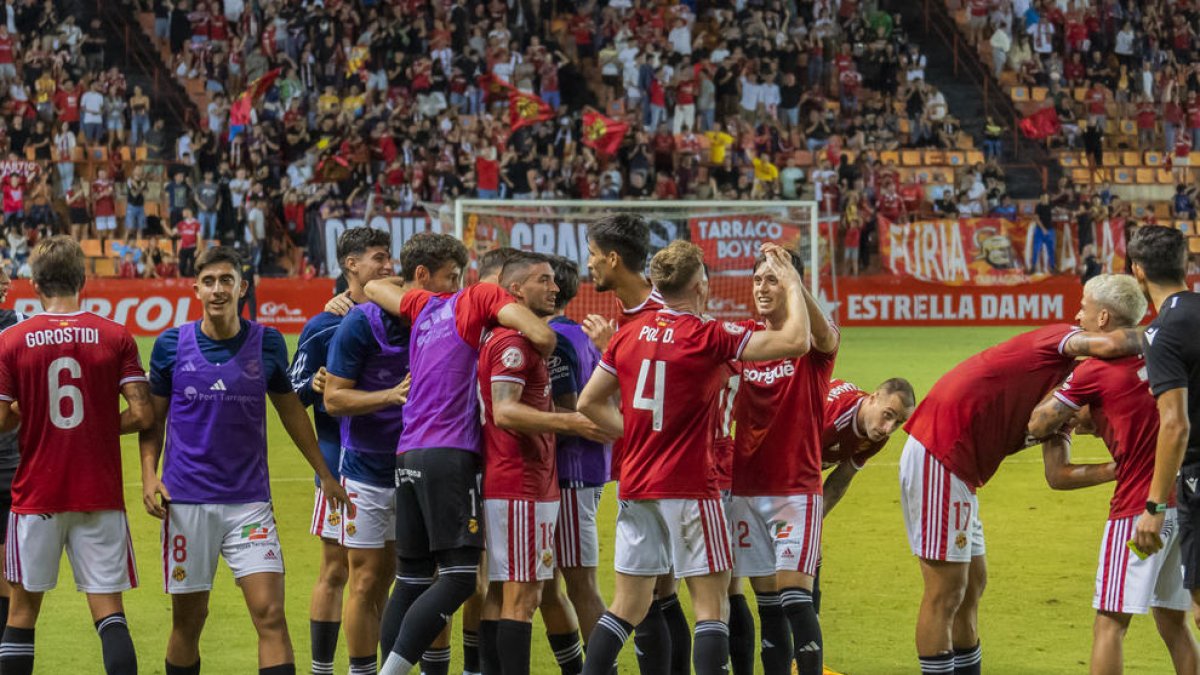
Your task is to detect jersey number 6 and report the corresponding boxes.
[48,357,84,430]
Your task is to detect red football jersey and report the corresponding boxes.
[905,324,1081,489]
[1053,355,1169,519]
[478,327,558,502]
[0,312,146,513]
[822,379,887,468]
[732,325,838,496]
[398,283,514,350]
[600,310,751,500]
[712,361,740,491]
[615,287,665,328]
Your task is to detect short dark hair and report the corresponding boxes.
[1128,225,1186,285]
[477,247,521,281]
[877,377,916,409]
[195,246,245,278]
[30,235,85,298]
[589,214,651,272]
[549,256,580,310]
[498,251,552,287]
[753,248,805,278]
[336,226,392,267]
[399,232,469,282]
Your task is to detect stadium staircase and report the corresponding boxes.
[902,0,1060,199]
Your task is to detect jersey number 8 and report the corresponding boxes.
[48,357,84,430]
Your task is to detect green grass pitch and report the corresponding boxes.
[27,327,1184,673]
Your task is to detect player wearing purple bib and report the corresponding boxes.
[323,234,467,675]
[292,227,396,675]
[539,256,611,660]
[365,238,557,675]
[139,247,349,675]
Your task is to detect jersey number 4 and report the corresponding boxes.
[633,359,665,432]
[48,357,84,430]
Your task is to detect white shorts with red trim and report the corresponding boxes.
[1093,509,1190,614]
[310,485,343,541]
[163,502,284,593]
[555,486,601,569]
[613,498,733,579]
[340,478,396,550]
[900,436,985,563]
[485,498,559,583]
[728,494,822,578]
[5,510,138,593]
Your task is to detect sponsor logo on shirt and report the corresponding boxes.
[210,379,227,391]
[263,549,277,561]
[241,523,269,541]
[742,362,796,385]
[1145,328,1157,345]
[722,321,746,335]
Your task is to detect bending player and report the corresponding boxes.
[290,227,394,675]
[0,236,152,675]
[583,214,689,674]
[577,241,812,675]
[900,298,1141,675]
[477,252,613,675]
[323,233,468,675]
[366,235,556,675]
[140,247,349,675]
[728,249,837,675]
[1027,273,1199,675]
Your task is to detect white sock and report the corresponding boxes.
[378,653,416,675]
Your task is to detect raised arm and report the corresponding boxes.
[577,366,623,440]
[802,283,838,354]
[363,277,411,317]
[497,302,557,357]
[1042,433,1115,490]
[741,245,811,361]
[1062,328,1143,359]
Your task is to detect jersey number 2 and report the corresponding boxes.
[633,359,665,431]
[48,357,83,430]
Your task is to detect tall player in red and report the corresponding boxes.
[1027,275,1199,675]
[583,214,691,675]
[476,252,613,675]
[728,249,838,675]
[577,241,811,675]
[0,236,154,675]
[901,304,1142,675]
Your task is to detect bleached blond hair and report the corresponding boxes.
[1084,274,1147,328]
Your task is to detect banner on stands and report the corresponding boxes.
[687,216,806,270]
[830,275,1084,326]
[880,217,1087,285]
[5,278,334,336]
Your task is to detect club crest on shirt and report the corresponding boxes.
[172,565,187,582]
[345,522,357,537]
[501,347,524,369]
[468,517,479,534]
[327,511,341,526]
[955,532,968,549]
[541,549,553,568]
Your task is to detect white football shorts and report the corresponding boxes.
[614,498,732,579]
[899,435,985,563]
[6,510,137,593]
[340,477,396,550]
[555,486,601,569]
[1094,509,1190,614]
[728,493,823,578]
[485,498,559,583]
[163,501,284,593]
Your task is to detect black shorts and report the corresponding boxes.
[395,448,483,558]
[0,467,13,540]
[1178,462,1200,588]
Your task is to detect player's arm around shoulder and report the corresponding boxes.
[496,300,557,358]
[1062,325,1143,359]
[489,334,612,441]
[577,340,624,440]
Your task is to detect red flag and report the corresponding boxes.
[508,90,554,131]
[478,74,516,102]
[582,111,628,156]
[1018,106,1060,140]
[229,68,281,140]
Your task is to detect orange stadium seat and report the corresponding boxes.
[1145,151,1164,166]
[965,150,984,165]
[1120,120,1137,136]
[880,150,900,165]
[1011,87,1029,102]
[1154,203,1172,219]
[80,239,103,257]
[1071,168,1092,184]
[1031,87,1048,102]
[1113,168,1133,184]
[945,151,965,166]
[1121,151,1140,166]
[119,146,132,162]
[1158,169,1175,183]
[135,146,148,161]
[1136,168,1155,184]
[1059,153,1081,167]
[1102,152,1119,166]
[1175,221,1193,235]
[1074,88,1088,101]
[901,150,922,166]
[1190,237,1200,254]
[923,150,945,165]
[93,258,116,277]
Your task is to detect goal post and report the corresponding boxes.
[453,200,826,322]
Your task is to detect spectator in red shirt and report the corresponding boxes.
[154,253,179,279]
[2,175,23,225]
[118,252,138,279]
[0,25,17,81]
[54,81,82,134]
[91,168,117,240]
[173,208,201,277]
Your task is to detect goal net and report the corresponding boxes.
[453,199,827,324]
